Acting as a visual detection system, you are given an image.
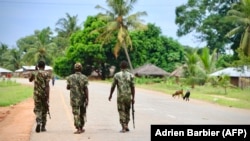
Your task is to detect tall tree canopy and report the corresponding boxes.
[55,13,81,38]
[225,0,250,57]
[54,13,81,57]
[175,0,239,54]
[17,27,56,65]
[130,23,185,72]
[54,16,107,77]
[95,0,147,70]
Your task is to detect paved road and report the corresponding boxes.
[15,78,250,141]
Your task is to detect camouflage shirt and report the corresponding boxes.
[112,69,135,99]
[66,72,88,106]
[30,70,50,99]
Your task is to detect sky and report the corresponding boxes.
[0,0,204,48]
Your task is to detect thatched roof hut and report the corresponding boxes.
[132,63,170,77]
[170,64,187,84]
[170,64,186,77]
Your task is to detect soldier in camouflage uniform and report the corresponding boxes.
[66,62,89,134]
[109,60,135,133]
[29,60,50,133]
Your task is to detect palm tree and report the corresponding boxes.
[184,50,201,88]
[55,13,81,56]
[225,0,250,56]
[0,43,8,66]
[95,0,147,71]
[199,47,217,74]
[5,48,23,71]
[24,27,56,65]
[55,13,81,38]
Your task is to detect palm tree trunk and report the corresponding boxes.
[122,43,133,71]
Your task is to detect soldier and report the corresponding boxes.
[29,60,50,133]
[109,60,135,133]
[66,62,89,134]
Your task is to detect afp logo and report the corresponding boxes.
[222,129,247,138]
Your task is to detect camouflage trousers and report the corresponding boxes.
[33,99,47,125]
[117,97,131,127]
[72,105,86,129]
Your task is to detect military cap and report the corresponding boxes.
[74,62,82,70]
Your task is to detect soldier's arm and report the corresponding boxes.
[66,77,70,90]
[29,73,35,82]
[84,86,89,106]
[109,79,117,101]
[45,79,50,100]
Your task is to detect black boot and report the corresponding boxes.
[41,123,46,132]
[35,123,41,133]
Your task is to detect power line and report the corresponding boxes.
[0,1,95,6]
[0,0,174,7]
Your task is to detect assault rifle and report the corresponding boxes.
[45,83,51,119]
[132,102,135,129]
[46,100,51,119]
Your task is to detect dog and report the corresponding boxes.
[183,90,190,101]
[172,89,183,98]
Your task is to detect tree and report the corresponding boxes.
[225,0,250,57]
[129,23,185,72]
[198,47,217,74]
[95,0,147,71]
[175,0,239,53]
[184,49,204,88]
[218,74,231,94]
[54,13,81,57]
[55,13,81,38]
[4,48,23,71]
[54,16,108,78]
[0,43,8,67]
[21,27,56,65]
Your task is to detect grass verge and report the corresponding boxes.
[0,80,33,107]
[137,82,250,110]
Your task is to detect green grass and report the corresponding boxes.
[103,77,250,109]
[136,82,250,110]
[0,80,33,107]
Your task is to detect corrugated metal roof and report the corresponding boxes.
[210,67,250,77]
[21,66,53,71]
[0,67,12,73]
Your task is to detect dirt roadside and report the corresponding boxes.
[0,98,35,141]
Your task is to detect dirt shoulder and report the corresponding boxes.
[0,98,35,141]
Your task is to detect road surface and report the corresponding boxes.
[15,78,250,141]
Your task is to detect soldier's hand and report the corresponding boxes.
[131,99,135,104]
[85,99,89,106]
[66,85,70,90]
[108,96,112,101]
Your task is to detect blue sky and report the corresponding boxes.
[0,0,203,48]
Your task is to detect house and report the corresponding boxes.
[132,63,170,77]
[0,67,13,79]
[170,64,187,84]
[210,66,250,87]
[14,65,53,78]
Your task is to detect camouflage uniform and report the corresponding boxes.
[66,72,88,130]
[30,70,50,128]
[111,69,135,128]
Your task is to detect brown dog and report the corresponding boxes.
[172,89,183,98]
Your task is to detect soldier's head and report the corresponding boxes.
[74,62,82,72]
[37,60,45,69]
[120,60,128,70]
